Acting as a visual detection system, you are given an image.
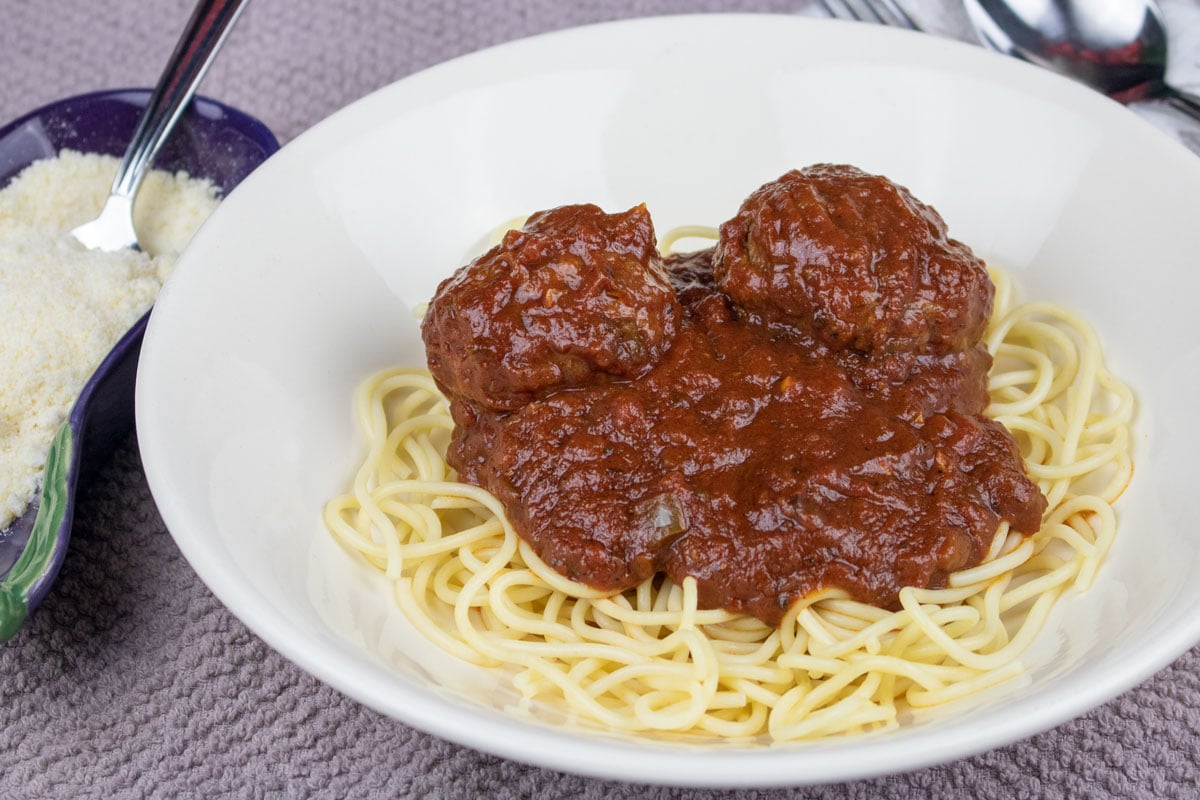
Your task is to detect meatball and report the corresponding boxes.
[422,203,680,411]
[714,165,992,355]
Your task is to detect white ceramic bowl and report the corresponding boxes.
[136,14,1200,787]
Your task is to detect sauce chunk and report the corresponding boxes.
[422,166,1046,625]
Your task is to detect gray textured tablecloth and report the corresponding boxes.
[3,1,1200,797]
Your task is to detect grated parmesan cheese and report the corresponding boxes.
[0,150,219,529]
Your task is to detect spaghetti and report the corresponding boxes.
[324,230,1132,741]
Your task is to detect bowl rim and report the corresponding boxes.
[0,87,278,180]
[135,12,1200,787]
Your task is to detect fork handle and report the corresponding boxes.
[1164,85,1200,128]
[109,0,250,202]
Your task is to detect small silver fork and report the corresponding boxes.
[819,0,921,30]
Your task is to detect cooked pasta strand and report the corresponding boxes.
[323,268,1130,741]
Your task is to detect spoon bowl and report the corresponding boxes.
[964,0,1200,122]
[0,89,278,642]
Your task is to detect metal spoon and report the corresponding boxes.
[963,0,1200,125]
[71,0,249,252]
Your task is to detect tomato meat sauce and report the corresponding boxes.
[422,166,1046,625]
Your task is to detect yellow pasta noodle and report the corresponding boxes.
[323,251,1132,742]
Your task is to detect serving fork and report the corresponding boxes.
[819,0,1200,133]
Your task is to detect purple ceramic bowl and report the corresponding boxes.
[0,89,279,641]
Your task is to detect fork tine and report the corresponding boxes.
[821,0,922,31]
[853,0,888,24]
[868,0,920,30]
[821,0,879,23]
[818,0,853,21]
